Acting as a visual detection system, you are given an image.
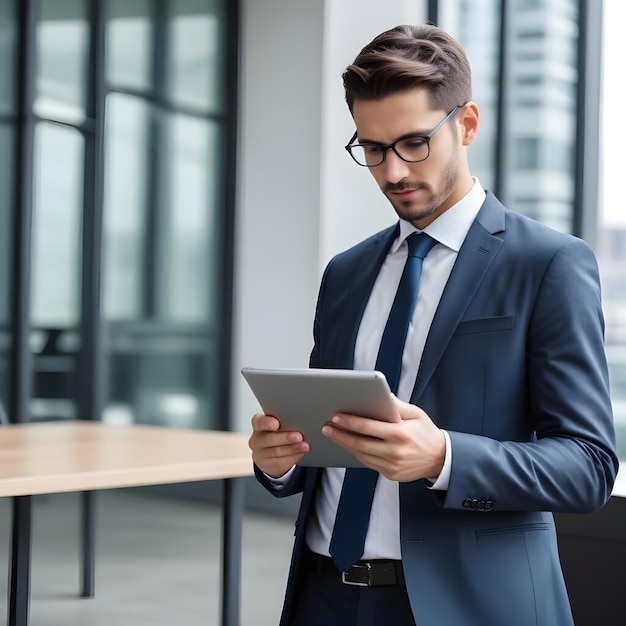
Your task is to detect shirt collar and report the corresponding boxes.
[394,178,486,253]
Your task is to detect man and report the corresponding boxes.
[248,24,618,626]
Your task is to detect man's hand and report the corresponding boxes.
[321,396,446,482]
[249,413,310,478]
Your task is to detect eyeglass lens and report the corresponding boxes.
[350,137,429,166]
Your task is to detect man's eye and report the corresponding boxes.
[361,144,384,154]
[401,137,427,149]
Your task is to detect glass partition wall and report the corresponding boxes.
[2,0,237,432]
[103,0,233,430]
[0,0,17,420]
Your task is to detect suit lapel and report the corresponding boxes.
[333,225,398,369]
[411,192,506,402]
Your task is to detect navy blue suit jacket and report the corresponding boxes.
[256,192,619,626]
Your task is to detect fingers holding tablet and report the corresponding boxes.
[249,411,310,477]
[243,367,398,467]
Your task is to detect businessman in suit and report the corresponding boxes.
[248,24,618,626]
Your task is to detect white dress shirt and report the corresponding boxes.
[305,180,486,560]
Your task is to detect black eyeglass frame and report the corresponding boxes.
[344,105,462,167]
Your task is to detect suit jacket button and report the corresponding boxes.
[463,498,472,508]
[477,500,485,510]
[471,499,479,509]
[484,500,494,511]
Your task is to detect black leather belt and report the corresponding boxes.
[307,552,404,587]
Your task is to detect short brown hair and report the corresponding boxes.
[343,24,472,113]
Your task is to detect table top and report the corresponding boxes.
[0,421,254,497]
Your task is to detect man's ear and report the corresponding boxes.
[459,102,479,147]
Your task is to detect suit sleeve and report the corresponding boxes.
[308,255,336,370]
[254,463,307,498]
[443,237,619,513]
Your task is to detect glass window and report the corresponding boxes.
[514,75,542,87]
[513,137,539,169]
[103,94,149,320]
[2,0,233,434]
[156,114,220,323]
[441,0,501,190]
[0,122,14,412]
[107,0,153,91]
[544,139,573,172]
[0,0,16,117]
[517,28,545,39]
[516,49,543,61]
[31,123,84,327]
[599,1,626,461]
[167,0,225,113]
[505,0,579,231]
[35,0,89,125]
[0,122,14,326]
[444,0,579,232]
[102,0,231,431]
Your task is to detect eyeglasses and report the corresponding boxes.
[345,105,461,167]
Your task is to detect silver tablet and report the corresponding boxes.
[241,367,399,467]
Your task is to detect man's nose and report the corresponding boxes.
[381,149,411,184]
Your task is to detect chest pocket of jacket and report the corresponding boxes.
[453,315,514,337]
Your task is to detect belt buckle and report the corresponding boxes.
[341,562,371,587]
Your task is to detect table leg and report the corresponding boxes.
[80,491,96,597]
[8,495,32,626]
[221,477,245,626]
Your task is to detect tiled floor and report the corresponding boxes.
[0,489,295,625]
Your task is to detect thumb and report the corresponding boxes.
[393,396,428,421]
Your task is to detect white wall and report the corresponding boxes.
[233,0,427,431]
[319,0,428,267]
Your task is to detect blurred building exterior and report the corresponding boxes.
[0,0,623,473]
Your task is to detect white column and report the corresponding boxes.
[319,0,428,268]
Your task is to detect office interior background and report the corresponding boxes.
[0,0,624,623]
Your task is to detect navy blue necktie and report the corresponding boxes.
[329,232,436,573]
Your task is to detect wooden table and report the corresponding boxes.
[0,420,254,626]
